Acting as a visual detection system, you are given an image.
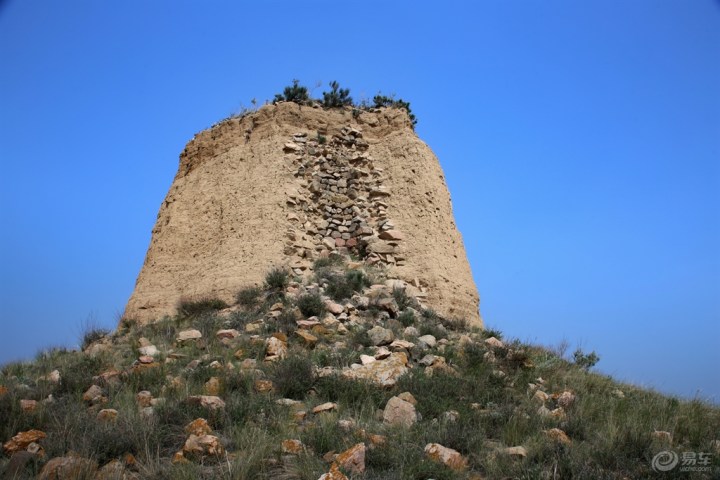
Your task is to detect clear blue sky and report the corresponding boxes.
[1,1,718,401]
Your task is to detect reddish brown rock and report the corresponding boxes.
[424,443,468,471]
[136,391,153,408]
[318,463,348,480]
[312,402,338,414]
[204,377,221,396]
[383,395,418,427]
[38,456,98,480]
[182,434,224,459]
[96,409,118,422]
[3,429,46,455]
[188,395,226,410]
[545,428,571,445]
[281,439,304,454]
[334,443,366,474]
[82,385,104,403]
[184,418,212,437]
[342,352,409,387]
[254,379,275,393]
[20,399,38,413]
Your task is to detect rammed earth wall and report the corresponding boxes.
[124,102,481,326]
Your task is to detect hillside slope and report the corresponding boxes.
[2,258,718,479]
[124,103,480,327]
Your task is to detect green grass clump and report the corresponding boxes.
[236,286,262,309]
[177,297,228,317]
[271,354,315,399]
[297,293,325,318]
[321,270,370,301]
[264,267,289,293]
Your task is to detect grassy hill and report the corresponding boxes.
[2,256,718,479]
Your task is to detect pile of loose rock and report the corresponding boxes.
[283,126,407,275]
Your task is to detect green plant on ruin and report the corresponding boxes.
[572,348,600,371]
[297,292,326,318]
[264,267,289,293]
[322,80,353,108]
[177,297,228,317]
[373,93,417,127]
[273,79,311,105]
[236,286,262,310]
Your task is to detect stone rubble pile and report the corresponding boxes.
[282,127,413,276]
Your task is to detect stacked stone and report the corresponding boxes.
[283,126,406,275]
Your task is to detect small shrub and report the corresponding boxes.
[273,79,310,105]
[483,327,504,340]
[297,293,325,318]
[373,94,417,128]
[81,327,110,350]
[323,270,369,302]
[269,308,298,335]
[392,286,412,310]
[440,317,468,331]
[56,353,107,396]
[573,348,600,370]
[236,286,262,309]
[264,267,289,292]
[313,253,344,270]
[322,80,353,108]
[315,375,389,412]
[177,297,228,317]
[316,132,326,145]
[398,310,415,327]
[271,355,315,399]
[418,320,447,340]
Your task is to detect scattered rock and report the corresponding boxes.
[182,434,224,459]
[611,388,625,399]
[265,336,287,361]
[20,399,38,413]
[334,443,366,474]
[367,326,394,346]
[216,329,241,340]
[204,377,221,396]
[325,301,344,315]
[318,463,348,480]
[342,352,409,387]
[136,391,153,408]
[295,329,318,348]
[188,395,226,410]
[38,456,98,480]
[555,390,576,409]
[138,344,159,357]
[533,390,550,403]
[281,439,304,454]
[652,430,672,445]
[185,418,212,436]
[359,354,376,365]
[312,402,337,414]
[96,409,118,422]
[545,428,571,445]
[484,337,504,349]
[176,329,202,343]
[82,385,104,404]
[500,446,528,458]
[254,379,275,393]
[424,443,468,471]
[417,334,437,348]
[379,230,404,240]
[3,429,46,455]
[383,395,417,427]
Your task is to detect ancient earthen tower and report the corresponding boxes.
[124,102,481,326]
